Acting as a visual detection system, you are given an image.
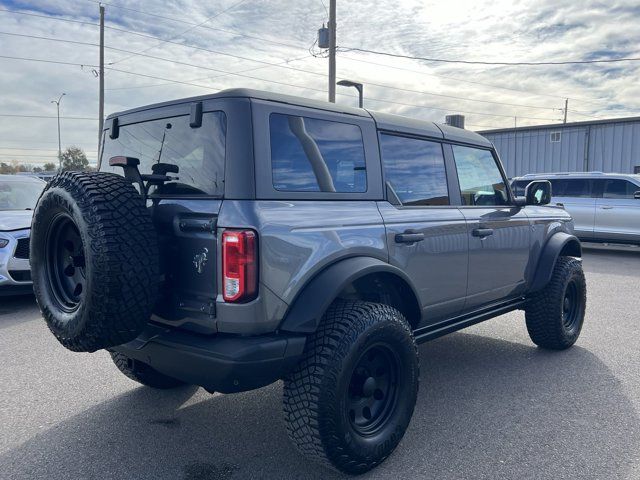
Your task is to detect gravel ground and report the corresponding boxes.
[1,245,639,479]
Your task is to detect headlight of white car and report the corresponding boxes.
[0,238,9,248]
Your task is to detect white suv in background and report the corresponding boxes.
[0,174,46,295]
[512,172,640,245]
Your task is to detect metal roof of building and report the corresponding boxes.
[478,115,640,135]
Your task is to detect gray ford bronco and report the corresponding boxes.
[30,89,586,474]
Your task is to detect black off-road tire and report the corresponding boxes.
[283,301,419,475]
[30,171,159,352]
[110,352,186,389]
[525,256,586,350]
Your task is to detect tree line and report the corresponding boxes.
[0,147,93,174]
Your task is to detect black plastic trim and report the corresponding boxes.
[279,256,421,334]
[413,298,525,343]
[111,324,307,393]
[530,232,582,292]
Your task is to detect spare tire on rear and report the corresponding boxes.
[30,171,159,352]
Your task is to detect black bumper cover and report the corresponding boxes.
[112,324,307,393]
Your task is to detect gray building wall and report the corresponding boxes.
[480,117,640,177]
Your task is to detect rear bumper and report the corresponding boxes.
[111,324,307,393]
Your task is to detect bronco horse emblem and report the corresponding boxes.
[193,247,208,274]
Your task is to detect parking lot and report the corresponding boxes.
[0,245,638,480]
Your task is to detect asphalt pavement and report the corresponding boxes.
[1,245,639,479]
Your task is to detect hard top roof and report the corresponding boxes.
[106,88,492,147]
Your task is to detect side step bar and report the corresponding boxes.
[413,298,526,344]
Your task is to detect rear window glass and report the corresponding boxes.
[100,111,226,196]
[270,113,366,193]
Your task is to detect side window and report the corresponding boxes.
[270,113,366,193]
[549,179,564,196]
[603,179,638,199]
[380,134,449,206]
[452,145,509,206]
[555,179,591,198]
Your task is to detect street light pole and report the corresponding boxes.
[51,93,65,171]
[337,80,363,108]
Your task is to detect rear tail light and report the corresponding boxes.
[222,230,257,303]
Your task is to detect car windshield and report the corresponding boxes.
[0,180,45,211]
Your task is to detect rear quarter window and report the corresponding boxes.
[269,113,367,193]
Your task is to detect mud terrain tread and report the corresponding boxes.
[283,300,418,474]
[31,171,159,352]
[525,256,586,350]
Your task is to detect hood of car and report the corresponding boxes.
[0,210,33,231]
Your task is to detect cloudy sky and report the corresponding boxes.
[1,0,639,166]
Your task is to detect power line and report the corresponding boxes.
[105,53,313,91]
[105,65,559,120]
[340,46,640,66]
[339,54,579,102]
[0,7,98,27]
[0,147,97,152]
[0,6,618,110]
[80,0,307,50]
[0,31,564,112]
[0,53,561,121]
[0,113,97,120]
[110,0,249,65]
[0,54,97,69]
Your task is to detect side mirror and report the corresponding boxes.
[635,191,640,200]
[525,180,552,206]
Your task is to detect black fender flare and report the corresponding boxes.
[278,256,421,334]
[530,232,582,292]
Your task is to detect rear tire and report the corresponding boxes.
[283,301,419,474]
[30,171,159,352]
[110,352,186,389]
[525,256,586,350]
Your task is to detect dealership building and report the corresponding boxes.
[478,116,640,178]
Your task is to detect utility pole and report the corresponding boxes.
[563,98,568,124]
[98,4,105,148]
[328,0,336,103]
[51,93,65,171]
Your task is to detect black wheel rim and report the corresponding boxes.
[347,343,400,437]
[45,213,86,313]
[562,279,581,331]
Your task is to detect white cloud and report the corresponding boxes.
[0,0,639,166]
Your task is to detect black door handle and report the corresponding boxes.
[395,232,425,244]
[472,228,494,238]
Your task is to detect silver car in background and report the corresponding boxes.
[0,174,46,295]
[512,172,640,245]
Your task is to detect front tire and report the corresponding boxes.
[525,256,586,350]
[283,301,419,474]
[110,352,186,389]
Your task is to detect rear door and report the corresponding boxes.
[550,178,596,237]
[594,178,640,242]
[450,144,531,310]
[377,133,468,326]
[101,108,228,332]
